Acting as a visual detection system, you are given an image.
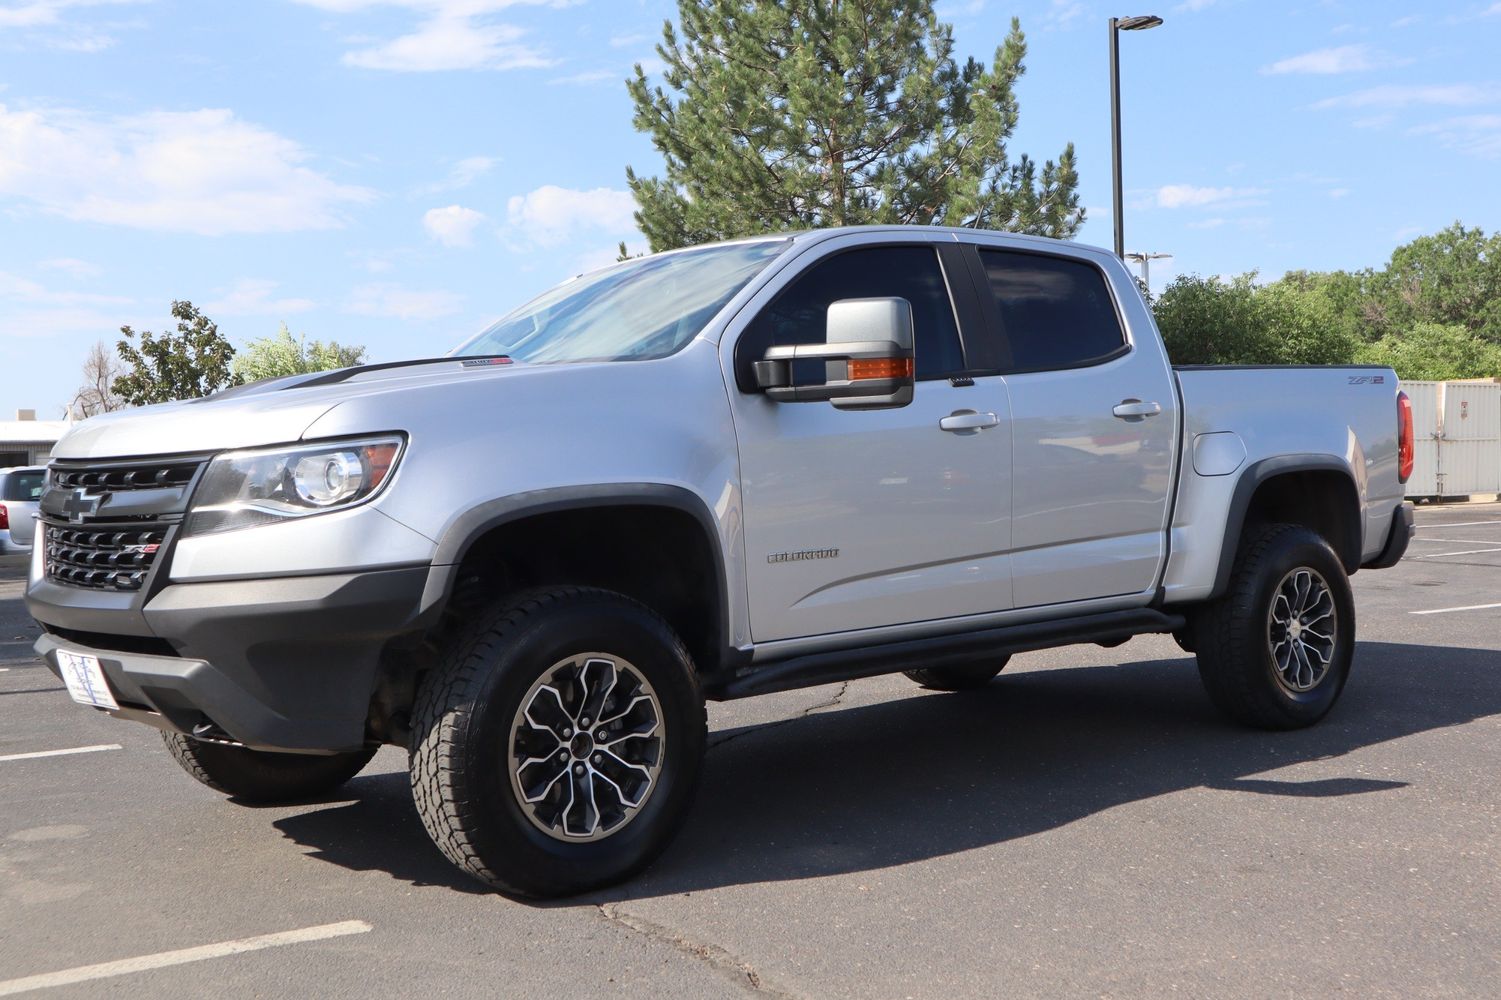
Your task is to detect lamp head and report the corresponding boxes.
[1116,14,1164,30]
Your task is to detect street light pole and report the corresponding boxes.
[1110,18,1123,259]
[1125,251,1173,294]
[1109,15,1163,260]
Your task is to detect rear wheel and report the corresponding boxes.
[1193,523,1355,730]
[408,587,706,898]
[904,655,1010,692]
[162,731,376,804]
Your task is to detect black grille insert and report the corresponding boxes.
[45,525,168,591]
[52,461,200,492]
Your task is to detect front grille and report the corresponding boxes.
[44,525,168,591]
[52,460,200,492]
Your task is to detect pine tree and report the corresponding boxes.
[625,0,1082,252]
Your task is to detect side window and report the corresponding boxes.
[736,246,965,390]
[978,249,1127,372]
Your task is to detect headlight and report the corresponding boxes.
[186,435,404,535]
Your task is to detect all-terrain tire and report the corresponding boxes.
[408,587,707,898]
[162,731,376,804]
[1193,522,1355,730]
[904,656,1011,692]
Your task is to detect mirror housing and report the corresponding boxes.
[752,297,915,410]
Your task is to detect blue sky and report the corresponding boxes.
[2,0,1498,415]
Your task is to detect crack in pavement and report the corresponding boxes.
[707,680,851,751]
[596,902,806,999]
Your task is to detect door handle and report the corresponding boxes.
[939,410,1000,432]
[1112,399,1162,420]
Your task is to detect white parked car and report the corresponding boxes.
[0,466,44,555]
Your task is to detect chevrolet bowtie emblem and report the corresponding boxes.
[61,488,104,525]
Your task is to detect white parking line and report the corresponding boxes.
[1411,602,1501,616]
[1411,537,1501,545]
[0,744,122,763]
[0,920,372,997]
[1414,519,1501,528]
[1414,547,1501,559]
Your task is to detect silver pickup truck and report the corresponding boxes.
[26,226,1414,897]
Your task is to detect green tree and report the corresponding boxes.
[114,301,241,406]
[1152,273,1358,366]
[625,1,1081,252]
[1356,323,1501,381]
[1372,222,1501,342]
[232,323,368,382]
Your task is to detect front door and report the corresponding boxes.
[725,238,1014,643]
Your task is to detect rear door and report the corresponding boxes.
[962,241,1178,608]
[724,234,1015,643]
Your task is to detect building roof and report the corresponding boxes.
[0,419,70,443]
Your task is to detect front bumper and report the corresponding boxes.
[30,566,432,753]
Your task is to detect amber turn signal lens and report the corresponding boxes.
[366,443,400,489]
[847,357,914,381]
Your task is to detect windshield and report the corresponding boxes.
[453,239,789,363]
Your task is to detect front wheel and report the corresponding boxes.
[1193,523,1355,730]
[408,587,706,898]
[162,732,376,804]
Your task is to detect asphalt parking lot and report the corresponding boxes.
[2,503,1499,999]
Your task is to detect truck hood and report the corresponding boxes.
[52,357,548,460]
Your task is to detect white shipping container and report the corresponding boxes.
[1403,380,1442,497]
[1440,381,1501,496]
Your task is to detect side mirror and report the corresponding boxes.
[752,297,915,410]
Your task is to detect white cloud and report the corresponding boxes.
[0,103,375,235]
[346,283,464,319]
[203,278,316,316]
[1262,44,1407,75]
[1174,0,1216,11]
[1154,184,1267,209]
[1043,0,1084,29]
[37,257,99,277]
[0,0,145,49]
[505,184,636,247]
[343,18,550,71]
[1315,83,1501,109]
[1409,115,1501,159]
[1329,187,1351,199]
[293,0,571,72]
[608,32,648,48]
[416,154,497,194]
[422,203,486,246]
[551,69,617,85]
[0,270,129,306]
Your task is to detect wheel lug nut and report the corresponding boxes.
[557,750,568,761]
[562,727,572,737]
[573,763,584,775]
[592,754,602,764]
[580,717,590,727]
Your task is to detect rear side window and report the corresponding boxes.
[2,471,44,501]
[736,245,965,389]
[978,250,1127,372]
